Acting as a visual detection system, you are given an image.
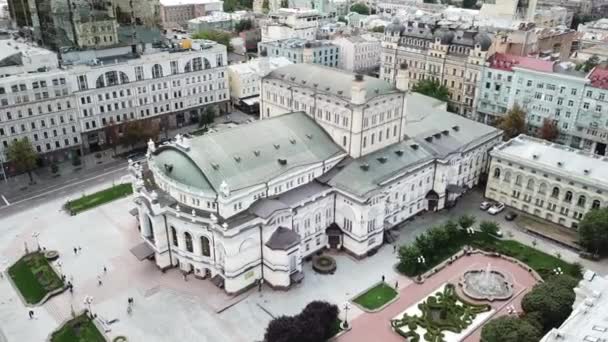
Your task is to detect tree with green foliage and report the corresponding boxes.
[6,138,38,183]
[411,79,450,102]
[262,0,270,12]
[479,221,500,236]
[280,0,288,7]
[481,316,541,342]
[371,25,385,32]
[571,14,592,29]
[521,277,576,332]
[576,55,600,73]
[223,0,253,12]
[337,16,347,23]
[398,244,422,275]
[578,208,608,255]
[539,118,559,142]
[350,2,370,14]
[121,120,160,150]
[462,0,477,8]
[199,107,216,128]
[498,104,527,140]
[265,301,338,342]
[458,214,476,229]
[192,30,234,52]
[234,19,253,32]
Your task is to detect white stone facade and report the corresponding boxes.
[485,135,608,229]
[130,88,502,295]
[227,56,292,102]
[333,34,381,73]
[0,40,230,162]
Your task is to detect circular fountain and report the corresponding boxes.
[459,264,514,301]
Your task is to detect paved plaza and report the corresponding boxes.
[0,184,605,341]
[337,253,539,342]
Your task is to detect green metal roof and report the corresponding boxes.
[265,64,398,102]
[152,148,214,192]
[151,112,344,193]
[329,140,435,198]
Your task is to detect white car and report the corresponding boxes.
[487,202,505,215]
[480,201,492,210]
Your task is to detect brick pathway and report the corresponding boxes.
[338,254,539,342]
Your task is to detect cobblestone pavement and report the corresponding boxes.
[0,186,605,341]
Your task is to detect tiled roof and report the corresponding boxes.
[488,53,554,73]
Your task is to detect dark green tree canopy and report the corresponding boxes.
[521,279,576,332]
[578,208,608,255]
[265,301,339,342]
[350,2,370,15]
[411,79,450,102]
[481,316,541,342]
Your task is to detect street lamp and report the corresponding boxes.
[416,255,426,280]
[342,302,350,328]
[32,232,40,251]
[466,227,475,235]
[83,295,94,317]
[553,267,563,276]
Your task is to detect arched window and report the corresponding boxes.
[201,236,211,256]
[152,64,163,78]
[538,183,547,195]
[95,71,129,88]
[526,179,534,190]
[493,168,501,179]
[577,195,586,207]
[504,171,511,182]
[592,199,601,210]
[171,227,178,246]
[564,191,573,203]
[184,232,193,252]
[184,57,209,72]
[515,175,522,186]
[551,187,559,198]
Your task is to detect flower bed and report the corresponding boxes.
[8,252,64,305]
[50,314,105,342]
[312,255,337,274]
[391,283,493,342]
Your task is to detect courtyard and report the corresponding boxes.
[0,184,604,342]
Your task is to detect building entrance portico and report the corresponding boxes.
[326,224,342,249]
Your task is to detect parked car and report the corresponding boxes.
[488,202,505,215]
[480,201,492,210]
[505,211,518,221]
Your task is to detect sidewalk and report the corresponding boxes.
[0,110,255,203]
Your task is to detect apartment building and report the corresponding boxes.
[160,0,223,29]
[476,53,608,156]
[333,34,381,74]
[380,18,492,117]
[258,38,340,67]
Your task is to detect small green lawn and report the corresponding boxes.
[8,252,64,304]
[51,314,105,342]
[66,183,132,215]
[353,282,398,310]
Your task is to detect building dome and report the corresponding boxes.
[474,32,492,51]
[385,17,405,34]
[434,29,454,44]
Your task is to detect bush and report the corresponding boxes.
[480,221,500,235]
[481,316,541,342]
[458,215,476,229]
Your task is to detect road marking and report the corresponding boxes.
[1,195,9,206]
[0,166,128,210]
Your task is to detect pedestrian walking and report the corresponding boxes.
[78,246,82,253]
[103,266,107,274]
[28,310,34,319]
[97,276,103,286]
[382,275,385,283]
[183,273,188,282]
[395,281,399,290]
[393,244,397,253]
[73,247,77,255]
[68,284,73,294]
